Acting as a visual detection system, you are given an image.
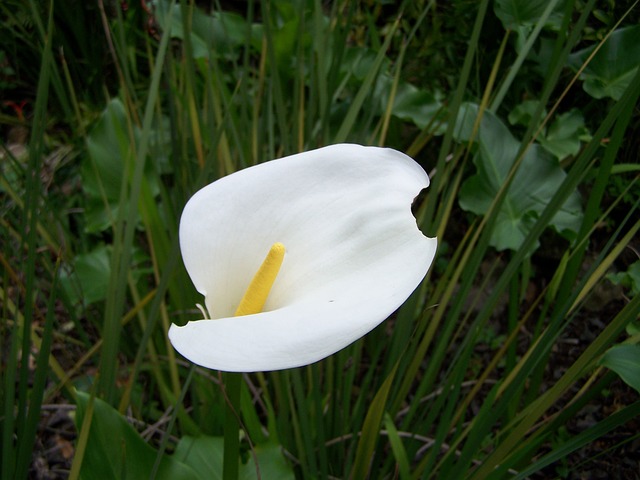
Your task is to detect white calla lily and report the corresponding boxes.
[169,144,437,372]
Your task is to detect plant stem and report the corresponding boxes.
[223,372,241,480]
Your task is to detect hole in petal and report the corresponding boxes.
[411,187,429,234]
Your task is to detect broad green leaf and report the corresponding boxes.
[60,244,152,306]
[84,99,133,199]
[83,98,138,233]
[507,100,592,160]
[599,345,640,394]
[456,103,583,251]
[344,47,392,82]
[508,99,545,128]
[173,436,223,480]
[494,0,564,30]
[60,244,111,305]
[528,36,558,77]
[338,43,444,135]
[607,261,640,296]
[381,76,445,132]
[173,436,295,480]
[83,98,168,233]
[568,25,640,100]
[538,109,591,161]
[271,17,315,74]
[154,0,250,60]
[74,391,197,480]
[345,54,445,132]
[627,320,640,337]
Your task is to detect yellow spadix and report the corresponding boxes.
[234,242,285,316]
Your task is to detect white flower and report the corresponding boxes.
[169,144,437,372]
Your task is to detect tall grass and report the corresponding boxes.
[1,0,639,478]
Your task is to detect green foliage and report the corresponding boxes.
[509,102,591,161]
[608,261,640,296]
[74,391,197,480]
[568,25,640,100]
[599,345,640,394]
[60,244,112,306]
[2,0,640,479]
[175,436,295,480]
[536,110,591,161]
[74,392,293,480]
[83,99,141,233]
[351,363,398,479]
[456,103,583,251]
[494,0,565,31]
[156,3,250,61]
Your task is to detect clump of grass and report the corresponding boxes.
[1,0,639,479]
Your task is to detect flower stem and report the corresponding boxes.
[223,372,241,480]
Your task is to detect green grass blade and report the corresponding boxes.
[489,0,564,111]
[223,372,241,480]
[5,2,54,477]
[350,363,398,479]
[512,400,640,479]
[333,17,399,143]
[98,1,176,402]
[470,293,640,479]
[383,412,411,480]
[15,262,58,479]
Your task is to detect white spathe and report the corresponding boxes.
[169,144,437,372]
